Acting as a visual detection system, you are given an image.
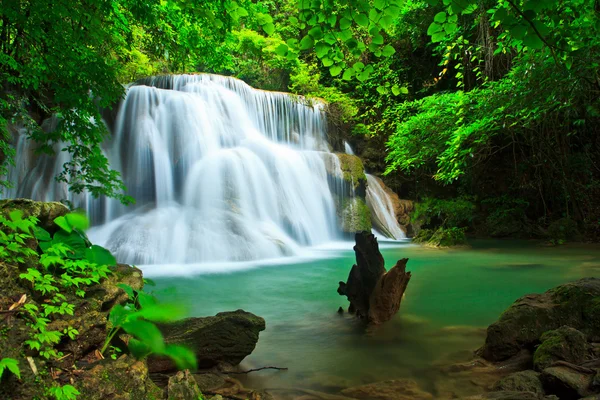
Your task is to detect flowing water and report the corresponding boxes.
[366,174,406,240]
[151,240,600,396]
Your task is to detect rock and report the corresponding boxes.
[492,370,544,394]
[461,392,557,400]
[87,264,144,311]
[482,278,600,361]
[167,370,202,400]
[533,326,588,371]
[148,310,265,373]
[541,365,595,399]
[338,232,411,324]
[340,197,372,234]
[193,372,226,392]
[76,355,164,400]
[0,198,69,234]
[340,379,433,400]
[336,153,367,197]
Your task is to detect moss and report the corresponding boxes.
[413,227,467,247]
[339,197,372,233]
[337,153,367,190]
[533,326,587,371]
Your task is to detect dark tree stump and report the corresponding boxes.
[338,232,411,324]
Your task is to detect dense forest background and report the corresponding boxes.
[1,0,599,242]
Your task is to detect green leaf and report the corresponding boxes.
[322,57,334,67]
[137,291,157,309]
[122,320,165,353]
[329,65,343,76]
[354,13,369,27]
[262,23,275,35]
[109,304,131,327]
[340,18,352,30]
[162,344,198,370]
[342,69,354,80]
[327,14,336,27]
[53,231,87,258]
[128,337,152,359]
[34,227,52,242]
[382,44,396,57]
[0,358,20,379]
[434,12,447,23]
[372,34,384,45]
[274,44,288,56]
[65,212,90,231]
[432,32,446,42]
[53,216,72,233]
[374,0,386,10]
[85,245,116,266]
[300,35,315,50]
[308,26,323,39]
[400,86,409,94]
[131,304,186,323]
[523,33,544,49]
[392,85,401,96]
[377,86,388,94]
[117,283,135,300]
[427,22,443,36]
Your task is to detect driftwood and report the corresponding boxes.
[338,232,411,324]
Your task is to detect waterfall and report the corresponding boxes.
[366,174,406,240]
[344,141,355,155]
[5,74,343,264]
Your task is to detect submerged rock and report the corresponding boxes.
[492,370,544,394]
[533,326,589,371]
[540,365,595,399]
[481,278,600,361]
[338,232,411,324]
[149,310,266,373]
[341,379,433,400]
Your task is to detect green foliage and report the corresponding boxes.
[0,358,20,380]
[103,284,197,371]
[47,384,80,400]
[413,197,475,229]
[548,217,580,244]
[482,196,530,237]
[0,210,38,265]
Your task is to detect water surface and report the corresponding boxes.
[150,240,600,395]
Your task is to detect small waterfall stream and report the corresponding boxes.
[5,74,405,265]
[366,174,406,240]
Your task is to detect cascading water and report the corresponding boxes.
[365,174,406,240]
[6,74,344,264]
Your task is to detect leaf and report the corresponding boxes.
[322,57,334,67]
[65,212,90,231]
[372,34,384,45]
[400,86,409,94]
[132,304,186,323]
[162,344,198,370]
[434,12,447,23]
[432,32,446,42]
[523,33,544,49]
[109,304,131,327]
[0,358,20,379]
[339,18,352,30]
[392,85,401,96]
[374,0,386,10]
[329,65,343,76]
[53,231,87,259]
[122,320,165,353]
[382,44,396,57]
[300,35,314,50]
[342,69,354,80]
[262,23,275,35]
[53,216,72,233]
[274,44,288,56]
[128,337,152,359]
[33,227,51,242]
[308,26,323,39]
[137,291,157,309]
[427,22,443,36]
[117,283,135,300]
[377,86,388,94]
[353,13,369,27]
[85,245,116,266]
[327,14,336,27]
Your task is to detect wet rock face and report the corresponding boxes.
[540,366,595,400]
[533,326,589,371]
[0,198,69,234]
[338,232,411,324]
[481,278,600,362]
[148,310,266,373]
[492,370,544,394]
[167,370,202,400]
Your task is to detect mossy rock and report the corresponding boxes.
[482,278,600,362]
[0,198,69,234]
[167,370,202,400]
[547,217,580,243]
[339,197,372,234]
[492,370,544,394]
[533,326,588,371]
[540,366,594,399]
[336,153,367,196]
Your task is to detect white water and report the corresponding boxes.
[366,174,406,240]
[5,74,405,266]
[344,141,355,155]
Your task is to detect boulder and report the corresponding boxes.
[149,310,266,373]
[461,392,557,400]
[533,326,589,371]
[540,366,595,399]
[167,370,202,400]
[481,278,600,361]
[340,379,433,400]
[492,370,544,394]
[76,355,164,400]
[338,232,411,324]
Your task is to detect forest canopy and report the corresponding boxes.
[1,0,599,236]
